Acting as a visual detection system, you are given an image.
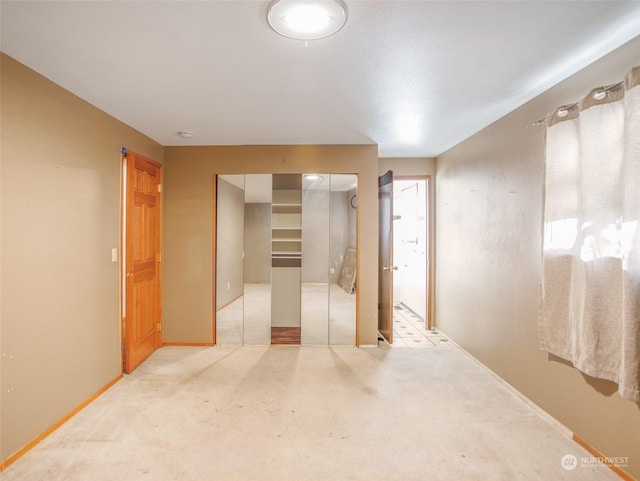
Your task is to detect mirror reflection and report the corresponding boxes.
[215,175,245,345]
[329,174,357,345]
[301,174,330,344]
[243,174,272,344]
[215,173,357,346]
[271,174,302,344]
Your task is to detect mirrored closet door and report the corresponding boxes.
[243,175,273,344]
[328,174,357,345]
[215,175,245,345]
[215,173,357,346]
[301,174,330,344]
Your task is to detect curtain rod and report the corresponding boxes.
[528,80,625,127]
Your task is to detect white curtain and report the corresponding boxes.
[540,66,640,402]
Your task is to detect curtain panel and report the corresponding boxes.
[540,66,640,402]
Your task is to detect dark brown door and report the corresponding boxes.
[378,170,394,343]
[124,152,162,373]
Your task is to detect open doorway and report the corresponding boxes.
[391,177,432,345]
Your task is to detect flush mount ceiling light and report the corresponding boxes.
[267,0,348,41]
[304,174,324,181]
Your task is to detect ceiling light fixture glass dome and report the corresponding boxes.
[267,0,348,41]
[304,174,323,181]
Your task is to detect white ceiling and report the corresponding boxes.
[2,1,640,158]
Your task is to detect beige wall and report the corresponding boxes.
[435,37,640,479]
[0,54,163,462]
[163,145,379,345]
[379,157,435,178]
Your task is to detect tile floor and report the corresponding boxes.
[391,303,450,347]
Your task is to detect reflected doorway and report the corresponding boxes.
[392,177,432,344]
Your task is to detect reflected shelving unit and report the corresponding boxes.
[272,188,302,267]
[271,174,302,342]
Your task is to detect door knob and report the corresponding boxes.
[383,265,398,271]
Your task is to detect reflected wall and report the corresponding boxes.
[301,174,330,344]
[329,174,357,345]
[215,175,245,345]
[243,174,272,345]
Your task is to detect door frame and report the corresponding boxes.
[393,175,433,330]
[212,175,218,345]
[120,151,125,373]
[378,170,394,343]
[120,150,163,373]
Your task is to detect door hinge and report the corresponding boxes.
[157,184,163,193]
[157,323,162,331]
[157,253,162,262]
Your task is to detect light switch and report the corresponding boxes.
[111,248,118,262]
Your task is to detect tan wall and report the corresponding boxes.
[0,54,163,462]
[435,37,640,479]
[379,157,435,177]
[163,145,379,345]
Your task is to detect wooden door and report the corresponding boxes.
[378,170,394,343]
[124,151,162,373]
